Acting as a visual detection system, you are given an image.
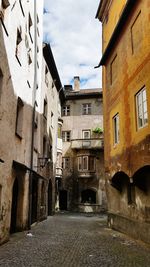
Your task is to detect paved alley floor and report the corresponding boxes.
[0,213,150,267]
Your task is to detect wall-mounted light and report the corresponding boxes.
[38,157,51,168]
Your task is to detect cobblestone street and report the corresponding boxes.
[0,213,150,267]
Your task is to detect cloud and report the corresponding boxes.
[43,0,102,89]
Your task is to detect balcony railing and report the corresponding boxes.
[71,138,104,150]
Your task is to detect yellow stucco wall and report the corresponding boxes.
[102,0,150,170]
[102,0,127,51]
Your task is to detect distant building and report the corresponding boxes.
[42,43,64,217]
[96,0,150,244]
[59,77,106,213]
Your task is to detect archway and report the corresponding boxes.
[133,165,150,192]
[59,190,68,210]
[48,180,52,215]
[81,189,96,204]
[10,178,19,233]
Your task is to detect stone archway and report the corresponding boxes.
[81,189,96,204]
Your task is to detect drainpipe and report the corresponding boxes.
[28,0,38,230]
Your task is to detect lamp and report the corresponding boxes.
[38,157,51,168]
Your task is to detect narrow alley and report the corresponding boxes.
[0,213,150,267]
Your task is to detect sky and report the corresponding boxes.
[43,0,102,89]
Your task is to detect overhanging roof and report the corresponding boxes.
[95,0,108,20]
[65,89,102,100]
[95,0,136,67]
[43,43,65,103]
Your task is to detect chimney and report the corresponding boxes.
[74,76,80,91]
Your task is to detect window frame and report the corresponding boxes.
[43,98,47,119]
[78,156,95,172]
[15,97,24,139]
[82,103,91,115]
[82,130,91,139]
[62,105,70,116]
[110,54,117,85]
[135,86,148,130]
[113,113,119,145]
[62,157,70,169]
[62,131,71,142]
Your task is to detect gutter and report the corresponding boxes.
[28,0,38,230]
[95,0,136,67]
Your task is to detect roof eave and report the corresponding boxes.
[96,0,136,67]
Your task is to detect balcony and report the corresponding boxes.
[77,171,96,179]
[56,167,62,178]
[71,138,104,150]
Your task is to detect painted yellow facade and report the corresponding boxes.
[96,0,150,244]
[100,0,127,51]
[98,0,150,162]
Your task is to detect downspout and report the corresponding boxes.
[28,0,38,229]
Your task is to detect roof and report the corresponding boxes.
[95,0,136,67]
[65,88,103,100]
[95,0,108,20]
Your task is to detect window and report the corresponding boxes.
[0,68,3,100]
[82,130,90,139]
[43,99,47,119]
[51,112,54,128]
[78,157,82,171]
[16,27,22,66]
[113,113,119,145]
[28,13,33,43]
[0,1,9,36]
[15,97,24,138]
[131,11,142,54]
[136,87,148,129]
[57,124,62,138]
[62,105,70,116]
[82,103,91,115]
[110,54,117,84]
[43,136,47,156]
[62,131,70,142]
[37,14,39,24]
[37,27,40,37]
[27,53,32,65]
[19,0,25,16]
[45,66,49,87]
[78,156,95,172]
[62,157,70,169]
[2,0,10,9]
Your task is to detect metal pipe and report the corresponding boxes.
[28,0,38,229]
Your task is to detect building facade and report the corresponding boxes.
[42,43,64,216]
[59,77,106,213]
[0,1,63,244]
[96,0,150,243]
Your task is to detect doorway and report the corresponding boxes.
[48,180,52,215]
[59,190,68,210]
[10,178,19,233]
[81,189,96,204]
[31,178,38,224]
